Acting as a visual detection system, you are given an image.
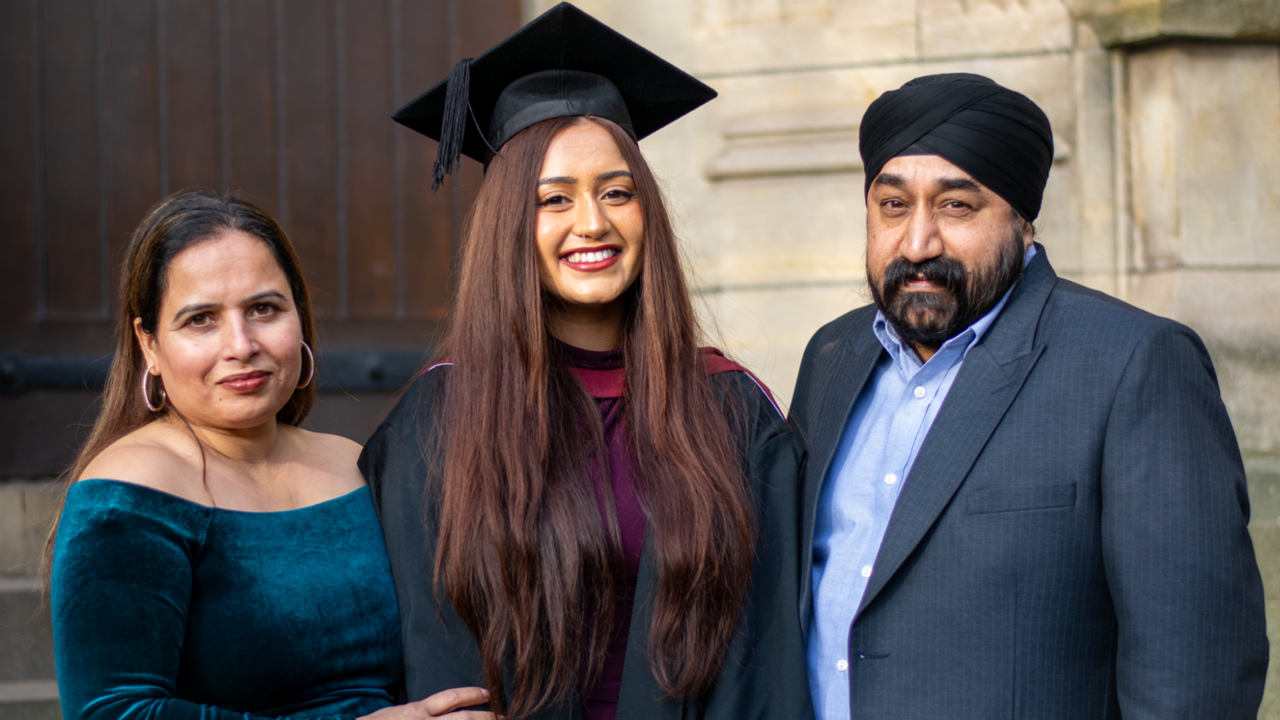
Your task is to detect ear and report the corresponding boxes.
[133,317,161,374]
[1018,215,1035,248]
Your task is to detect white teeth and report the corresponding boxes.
[566,248,619,264]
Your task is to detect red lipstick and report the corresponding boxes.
[218,370,270,393]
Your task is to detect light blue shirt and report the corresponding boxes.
[806,246,1035,720]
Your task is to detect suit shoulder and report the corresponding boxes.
[1045,278,1204,346]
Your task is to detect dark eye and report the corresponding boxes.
[251,303,277,317]
[603,189,636,202]
[537,194,570,208]
[883,199,906,209]
[188,313,210,326]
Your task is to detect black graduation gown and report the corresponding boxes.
[358,363,816,720]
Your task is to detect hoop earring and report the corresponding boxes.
[298,341,315,389]
[141,365,166,412]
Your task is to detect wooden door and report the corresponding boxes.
[0,0,522,477]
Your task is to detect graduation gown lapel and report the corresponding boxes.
[856,251,1056,615]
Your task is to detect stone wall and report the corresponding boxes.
[530,0,1280,714]
[0,479,61,718]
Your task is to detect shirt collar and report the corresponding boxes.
[871,244,1036,373]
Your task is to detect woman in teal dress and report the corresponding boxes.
[46,190,493,720]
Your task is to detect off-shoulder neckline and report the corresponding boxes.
[70,478,369,516]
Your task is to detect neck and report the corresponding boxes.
[547,301,624,352]
[909,342,939,363]
[167,412,282,467]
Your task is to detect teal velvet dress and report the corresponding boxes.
[50,479,403,720]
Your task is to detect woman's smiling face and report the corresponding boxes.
[134,230,305,431]
[534,120,645,314]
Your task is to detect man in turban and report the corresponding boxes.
[790,73,1268,719]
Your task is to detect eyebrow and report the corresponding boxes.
[536,170,633,186]
[871,173,984,194]
[935,177,983,193]
[171,290,288,323]
[871,173,907,190]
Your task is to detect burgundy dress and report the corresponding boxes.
[559,342,646,720]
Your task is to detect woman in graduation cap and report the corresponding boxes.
[359,5,814,720]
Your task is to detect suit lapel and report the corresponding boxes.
[856,248,1057,615]
[799,320,885,632]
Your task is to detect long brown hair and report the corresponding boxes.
[42,189,317,582]
[434,116,756,717]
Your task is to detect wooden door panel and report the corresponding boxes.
[1,0,523,474]
[163,0,221,194]
[345,0,397,321]
[42,0,104,320]
[0,0,38,342]
[224,0,280,219]
[105,0,162,304]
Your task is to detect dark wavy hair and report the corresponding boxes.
[432,116,756,718]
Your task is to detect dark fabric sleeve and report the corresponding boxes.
[697,373,816,720]
[358,372,490,707]
[51,487,361,720]
[1100,322,1269,718]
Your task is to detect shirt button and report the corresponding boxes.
[914,386,927,399]
[836,659,849,672]
[861,565,872,578]
[884,473,898,485]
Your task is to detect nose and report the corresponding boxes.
[221,315,258,362]
[573,195,610,240]
[898,208,944,265]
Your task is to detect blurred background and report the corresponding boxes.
[2,0,1277,716]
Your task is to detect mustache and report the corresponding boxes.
[880,255,968,303]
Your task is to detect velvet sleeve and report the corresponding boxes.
[50,481,364,720]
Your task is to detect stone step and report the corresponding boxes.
[0,680,62,719]
[0,577,55,684]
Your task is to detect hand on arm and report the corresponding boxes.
[358,687,497,720]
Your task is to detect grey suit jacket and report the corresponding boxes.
[790,247,1268,719]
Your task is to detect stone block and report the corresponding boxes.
[698,281,871,406]
[692,0,918,75]
[0,681,60,720]
[0,487,25,575]
[21,485,61,579]
[1127,44,1280,269]
[0,578,55,683]
[1065,0,1280,47]
[921,0,1074,58]
[1247,457,1280,528]
[1249,523,1280,717]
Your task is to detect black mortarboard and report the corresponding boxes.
[391,2,717,190]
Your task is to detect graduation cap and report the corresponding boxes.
[392,2,717,190]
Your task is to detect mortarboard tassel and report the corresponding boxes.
[432,58,472,192]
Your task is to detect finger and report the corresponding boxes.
[421,686,490,715]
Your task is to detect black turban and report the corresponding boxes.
[859,73,1054,221]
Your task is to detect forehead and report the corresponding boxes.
[163,231,287,302]
[539,121,629,175]
[874,154,983,190]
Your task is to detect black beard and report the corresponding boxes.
[868,226,1026,351]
